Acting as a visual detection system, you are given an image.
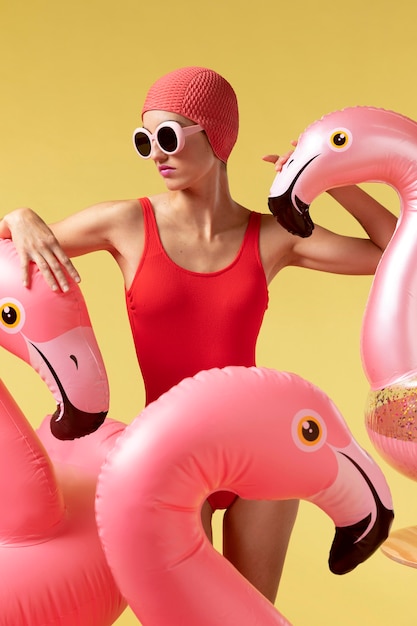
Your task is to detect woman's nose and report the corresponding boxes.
[150,139,167,161]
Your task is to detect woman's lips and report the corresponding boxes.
[158,165,175,177]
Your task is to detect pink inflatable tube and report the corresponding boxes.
[0,238,109,441]
[268,106,417,480]
[0,239,126,626]
[97,366,393,626]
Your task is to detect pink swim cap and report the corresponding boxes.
[141,67,239,163]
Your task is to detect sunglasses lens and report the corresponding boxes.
[157,126,178,153]
[134,132,152,157]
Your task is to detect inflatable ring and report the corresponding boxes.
[0,239,126,626]
[97,365,393,625]
[268,106,417,480]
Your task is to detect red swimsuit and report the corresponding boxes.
[125,197,269,508]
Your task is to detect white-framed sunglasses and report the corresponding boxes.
[132,121,204,158]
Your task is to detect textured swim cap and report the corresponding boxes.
[142,67,239,163]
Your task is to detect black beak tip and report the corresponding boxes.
[51,404,108,440]
[268,196,314,238]
[329,507,394,575]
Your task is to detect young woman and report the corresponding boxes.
[0,66,397,604]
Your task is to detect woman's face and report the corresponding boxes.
[141,110,220,190]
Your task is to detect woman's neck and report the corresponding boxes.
[164,170,242,233]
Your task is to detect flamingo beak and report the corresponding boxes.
[268,190,314,238]
[328,452,394,574]
[50,395,108,441]
[268,154,318,238]
[29,335,109,441]
[329,501,394,574]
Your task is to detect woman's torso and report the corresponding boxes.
[125,197,269,404]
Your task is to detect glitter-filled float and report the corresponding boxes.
[268,105,417,566]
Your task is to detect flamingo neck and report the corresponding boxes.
[0,380,64,543]
[361,207,417,388]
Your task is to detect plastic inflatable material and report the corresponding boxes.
[268,106,417,480]
[0,238,126,626]
[97,366,394,626]
[0,238,109,440]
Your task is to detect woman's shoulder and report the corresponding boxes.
[258,210,292,241]
[89,198,145,232]
[257,211,299,282]
[78,198,146,251]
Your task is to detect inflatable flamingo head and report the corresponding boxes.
[268,107,417,485]
[97,367,394,626]
[0,239,109,439]
[268,106,417,236]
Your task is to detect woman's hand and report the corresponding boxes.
[0,208,80,291]
[262,140,297,171]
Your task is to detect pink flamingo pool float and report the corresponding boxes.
[0,236,394,625]
[268,105,417,566]
[97,366,393,625]
[0,238,126,625]
[0,236,109,441]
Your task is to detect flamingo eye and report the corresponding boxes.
[292,410,327,452]
[0,298,25,334]
[329,128,352,152]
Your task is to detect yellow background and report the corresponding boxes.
[1,0,416,624]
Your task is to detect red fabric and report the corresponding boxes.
[125,197,269,508]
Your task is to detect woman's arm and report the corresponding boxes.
[0,208,80,291]
[327,185,396,252]
[262,152,397,278]
[0,199,140,291]
[289,185,397,275]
